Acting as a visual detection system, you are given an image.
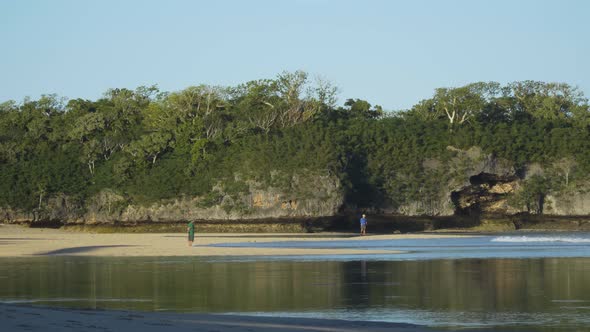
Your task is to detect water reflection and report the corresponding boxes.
[1,257,590,329]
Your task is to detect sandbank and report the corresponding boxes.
[0,224,476,257]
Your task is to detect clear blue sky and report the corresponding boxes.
[1,0,589,110]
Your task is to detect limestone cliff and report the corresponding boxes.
[392,146,518,217]
[1,171,343,224]
[387,147,589,218]
[2,147,590,225]
[546,190,590,215]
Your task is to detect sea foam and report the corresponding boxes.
[491,236,590,243]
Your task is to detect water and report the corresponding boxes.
[2,233,590,331]
[211,232,590,261]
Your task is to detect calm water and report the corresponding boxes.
[2,233,590,331]
[211,232,590,261]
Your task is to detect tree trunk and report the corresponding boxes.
[88,160,95,175]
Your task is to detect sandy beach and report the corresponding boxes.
[0,224,475,257]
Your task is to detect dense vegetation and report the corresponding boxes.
[1,72,589,215]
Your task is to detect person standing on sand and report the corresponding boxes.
[187,220,195,247]
[360,214,367,236]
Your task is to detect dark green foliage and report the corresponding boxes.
[0,76,589,214]
[509,175,553,214]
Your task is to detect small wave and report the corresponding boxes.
[491,236,590,243]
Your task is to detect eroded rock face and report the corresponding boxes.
[116,172,343,223]
[393,147,518,217]
[0,171,344,224]
[546,191,590,215]
[452,173,521,216]
[85,190,126,223]
[395,193,455,216]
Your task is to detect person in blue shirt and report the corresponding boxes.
[360,214,367,236]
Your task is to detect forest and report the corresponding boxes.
[1,71,589,219]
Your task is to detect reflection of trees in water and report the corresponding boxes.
[339,261,372,309]
[385,258,590,312]
[2,257,590,314]
[0,258,347,312]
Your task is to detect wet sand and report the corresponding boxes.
[0,303,455,332]
[0,224,476,257]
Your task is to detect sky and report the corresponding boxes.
[1,0,589,110]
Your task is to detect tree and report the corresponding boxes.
[36,182,47,210]
[312,76,339,110]
[508,81,588,120]
[69,112,106,142]
[82,139,100,175]
[554,157,577,186]
[511,175,552,214]
[126,132,173,165]
[275,70,336,127]
[344,98,383,119]
[0,100,18,113]
[406,82,500,127]
[276,70,309,127]
[17,94,66,143]
[0,101,20,159]
[407,98,441,121]
[431,82,497,127]
[166,85,227,119]
[231,72,338,132]
[232,79,281,134]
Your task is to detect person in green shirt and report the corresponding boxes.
[187,220,195,247]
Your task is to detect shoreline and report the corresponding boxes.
[0,303,450,332]
[0,224,478,258]
[7,213,590,235]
